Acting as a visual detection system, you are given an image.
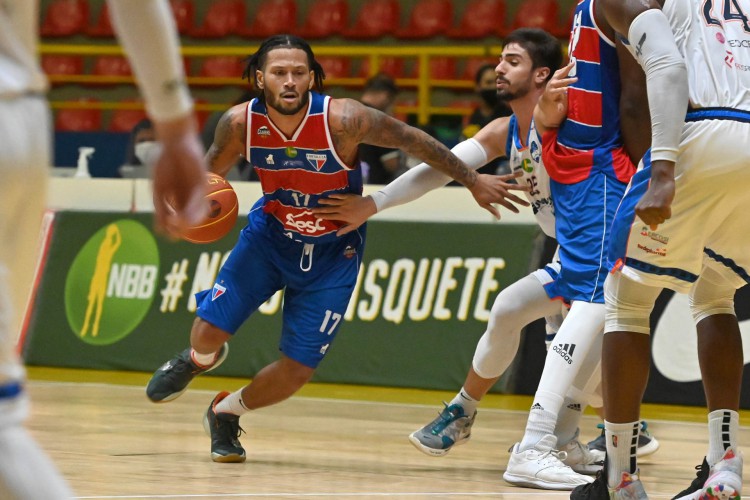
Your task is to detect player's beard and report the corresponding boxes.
[497,77,532,102]
[266,90,310,116]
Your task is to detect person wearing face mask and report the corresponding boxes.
[357,73,408,184]
[120,118,158,178]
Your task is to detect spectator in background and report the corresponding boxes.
[358,73,409,184]
[462,63,512,176]
[119,118,155,177]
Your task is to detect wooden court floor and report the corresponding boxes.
[25,367,749,499]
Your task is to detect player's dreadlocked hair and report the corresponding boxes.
[242,34,326,102]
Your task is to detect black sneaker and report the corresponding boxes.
[671,457,709,500]
[571,459,609,499]
[203,391,246,463]
[146,343,229,402]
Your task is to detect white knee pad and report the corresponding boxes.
[604,272,661,335]
[689,266,736,324]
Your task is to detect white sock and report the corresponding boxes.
[191,348,218,368]
[214,388,251,416]
[519,397,560,451]
[707,409,739,466]
[449,387,479,416]
[605,420,639,488]
[555,397,583,446]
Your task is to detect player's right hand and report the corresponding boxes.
[468,171,531,219]
[152,115,209,238]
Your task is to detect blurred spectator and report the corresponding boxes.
[462,63,512,175]
[119,118,156,178]
[358,73,409,184]
[202,89,258,181]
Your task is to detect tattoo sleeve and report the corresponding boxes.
[205,108,244,176]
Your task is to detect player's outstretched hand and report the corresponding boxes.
[313,193,377,236]
[468,171,531,219]
[635,162,675,230]
[152,115,209,239]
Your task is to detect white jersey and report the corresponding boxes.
[0,1,47,97]
[506,114,555,238]
[664,0,750,111]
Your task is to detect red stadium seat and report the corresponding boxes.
[86,2,114,37]
[40,0,89,37]
[239,0,297,38]
[448,0,507,39]
[298,0,348,39]
[198,56,245,80]
[55,101,102,132]
[395,0,453,39]
[317,56,352,79]
[170,0,196,35]
[91,55,132,83]
[510,0,561,34]
[342,0,399,40]
[358,57,407,79]
[427,57,458,80]
[41,55,84,78]
[190,0,246,38]
[109,102,148,132]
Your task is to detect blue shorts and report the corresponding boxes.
[195,211,366,368]
[550,171,627,303]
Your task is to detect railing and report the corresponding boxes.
[41,43,505,125]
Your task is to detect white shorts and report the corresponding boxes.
[609,112,750,293]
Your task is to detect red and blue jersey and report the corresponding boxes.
[543,0,634,185]
[245,91,363,244]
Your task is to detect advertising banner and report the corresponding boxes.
[23,211,539,391]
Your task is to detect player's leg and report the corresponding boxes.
[0,97,73,498]
[673,265,743,500]
[409,269,563,457]
[146,225,280,403]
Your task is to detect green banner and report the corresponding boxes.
[23,211,538,391]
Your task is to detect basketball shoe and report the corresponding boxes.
[408,403,476,457]
[571,459,648,499]
[203,391,246,463]
[146,343,229,402]
[673,447,742,500]
[672,458,709,499]
[503,434,594,490]
[588,421,660,457]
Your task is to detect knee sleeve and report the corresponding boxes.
[604,272,661,335]
[689,267,736,324]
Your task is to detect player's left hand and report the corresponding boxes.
[636,162,675,230]
[312,193,377,236]
[467,171,531,219]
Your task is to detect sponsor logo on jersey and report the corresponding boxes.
[211,283,227,301]
[553,343,576,364]
[637,243,667,257]
[640,227,669,244]
[257,125,270,137]
[530,140,541,163]
[285,211,327,234]
[728,39,750,48]
[319,343,329,355]
[306,153,327,171]
[265,154,274,165]
[285,146,298,158]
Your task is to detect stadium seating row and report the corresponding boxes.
[41,0,572,40]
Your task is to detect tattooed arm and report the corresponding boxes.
[329,98,478,187]
[205,103,248,177]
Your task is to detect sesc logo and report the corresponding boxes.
[64,220,160,345]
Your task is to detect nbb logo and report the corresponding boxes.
[64,220,160,345]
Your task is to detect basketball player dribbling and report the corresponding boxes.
[1,1,208,497]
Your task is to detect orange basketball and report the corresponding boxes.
[181,172,239,244]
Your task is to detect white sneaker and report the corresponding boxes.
[702,447,743,500]
[560,438,605,475]
[503,434,594,490]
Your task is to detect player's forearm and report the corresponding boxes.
[107,0,193,122]
[371,139,489,211]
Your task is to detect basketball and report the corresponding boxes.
[181,172,239,244]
